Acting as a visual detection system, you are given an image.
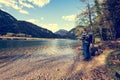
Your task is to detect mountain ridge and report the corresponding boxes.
[55,29,76,39]
[0,10,59,38]
[0,10,76,39]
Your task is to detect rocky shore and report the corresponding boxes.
[0,36,55,40]
[0,40,119,80]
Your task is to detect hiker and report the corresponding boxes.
[81,28,92,61]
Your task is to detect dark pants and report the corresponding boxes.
[82,42,90,60]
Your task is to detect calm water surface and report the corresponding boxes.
[0,39,78,49]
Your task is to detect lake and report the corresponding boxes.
[0,39,81,80]
[0,39,78,49]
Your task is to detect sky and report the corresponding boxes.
[0,0,94,32]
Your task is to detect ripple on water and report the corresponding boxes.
[0,40,79,80]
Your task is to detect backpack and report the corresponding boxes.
[81,32,92,43]
[88,34,93,43]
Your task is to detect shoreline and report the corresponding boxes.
[0,39,119,79]
[0,36,74,40]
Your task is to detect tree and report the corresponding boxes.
[16,33,26,37]
[100,0,117,40]
[5,33,15,37]
[94,0,104,40]
[105,0,120,39]
[94,0,120,40]
[78,0,119,41]
[78,0,95,46]
[76,10,90,26]
[79,0,93,28]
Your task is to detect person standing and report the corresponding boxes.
[81,28,91,61]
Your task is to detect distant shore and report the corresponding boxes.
[0,36,72,40]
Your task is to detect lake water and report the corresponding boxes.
[0,39,78,49]
[0,39,81,80]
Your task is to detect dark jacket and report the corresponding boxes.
[81,31,92,43]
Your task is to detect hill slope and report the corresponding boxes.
[0,10,58,38]
[55,29,76,39]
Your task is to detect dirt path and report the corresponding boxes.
[60,48,113,80]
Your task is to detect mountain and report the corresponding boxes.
[55,29,68,36]
[55,29,76,39]
[0,10,17,26]
[67,28,76,39]
[0,10,58,38]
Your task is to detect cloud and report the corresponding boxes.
[40,17,44,20]
[40,24,59,32]
[19,0,34,8]
[0,5,2,7]
[26,19,39,24]
[0,0,51,14]
[26,17,44,24]
[62,14,76,21]
[61,24,74,31]
[28,0,50,7]
[0,0,29,14]
[19,9,29,14]
[0,0,20,10]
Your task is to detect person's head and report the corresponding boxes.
[82,27,87,32]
